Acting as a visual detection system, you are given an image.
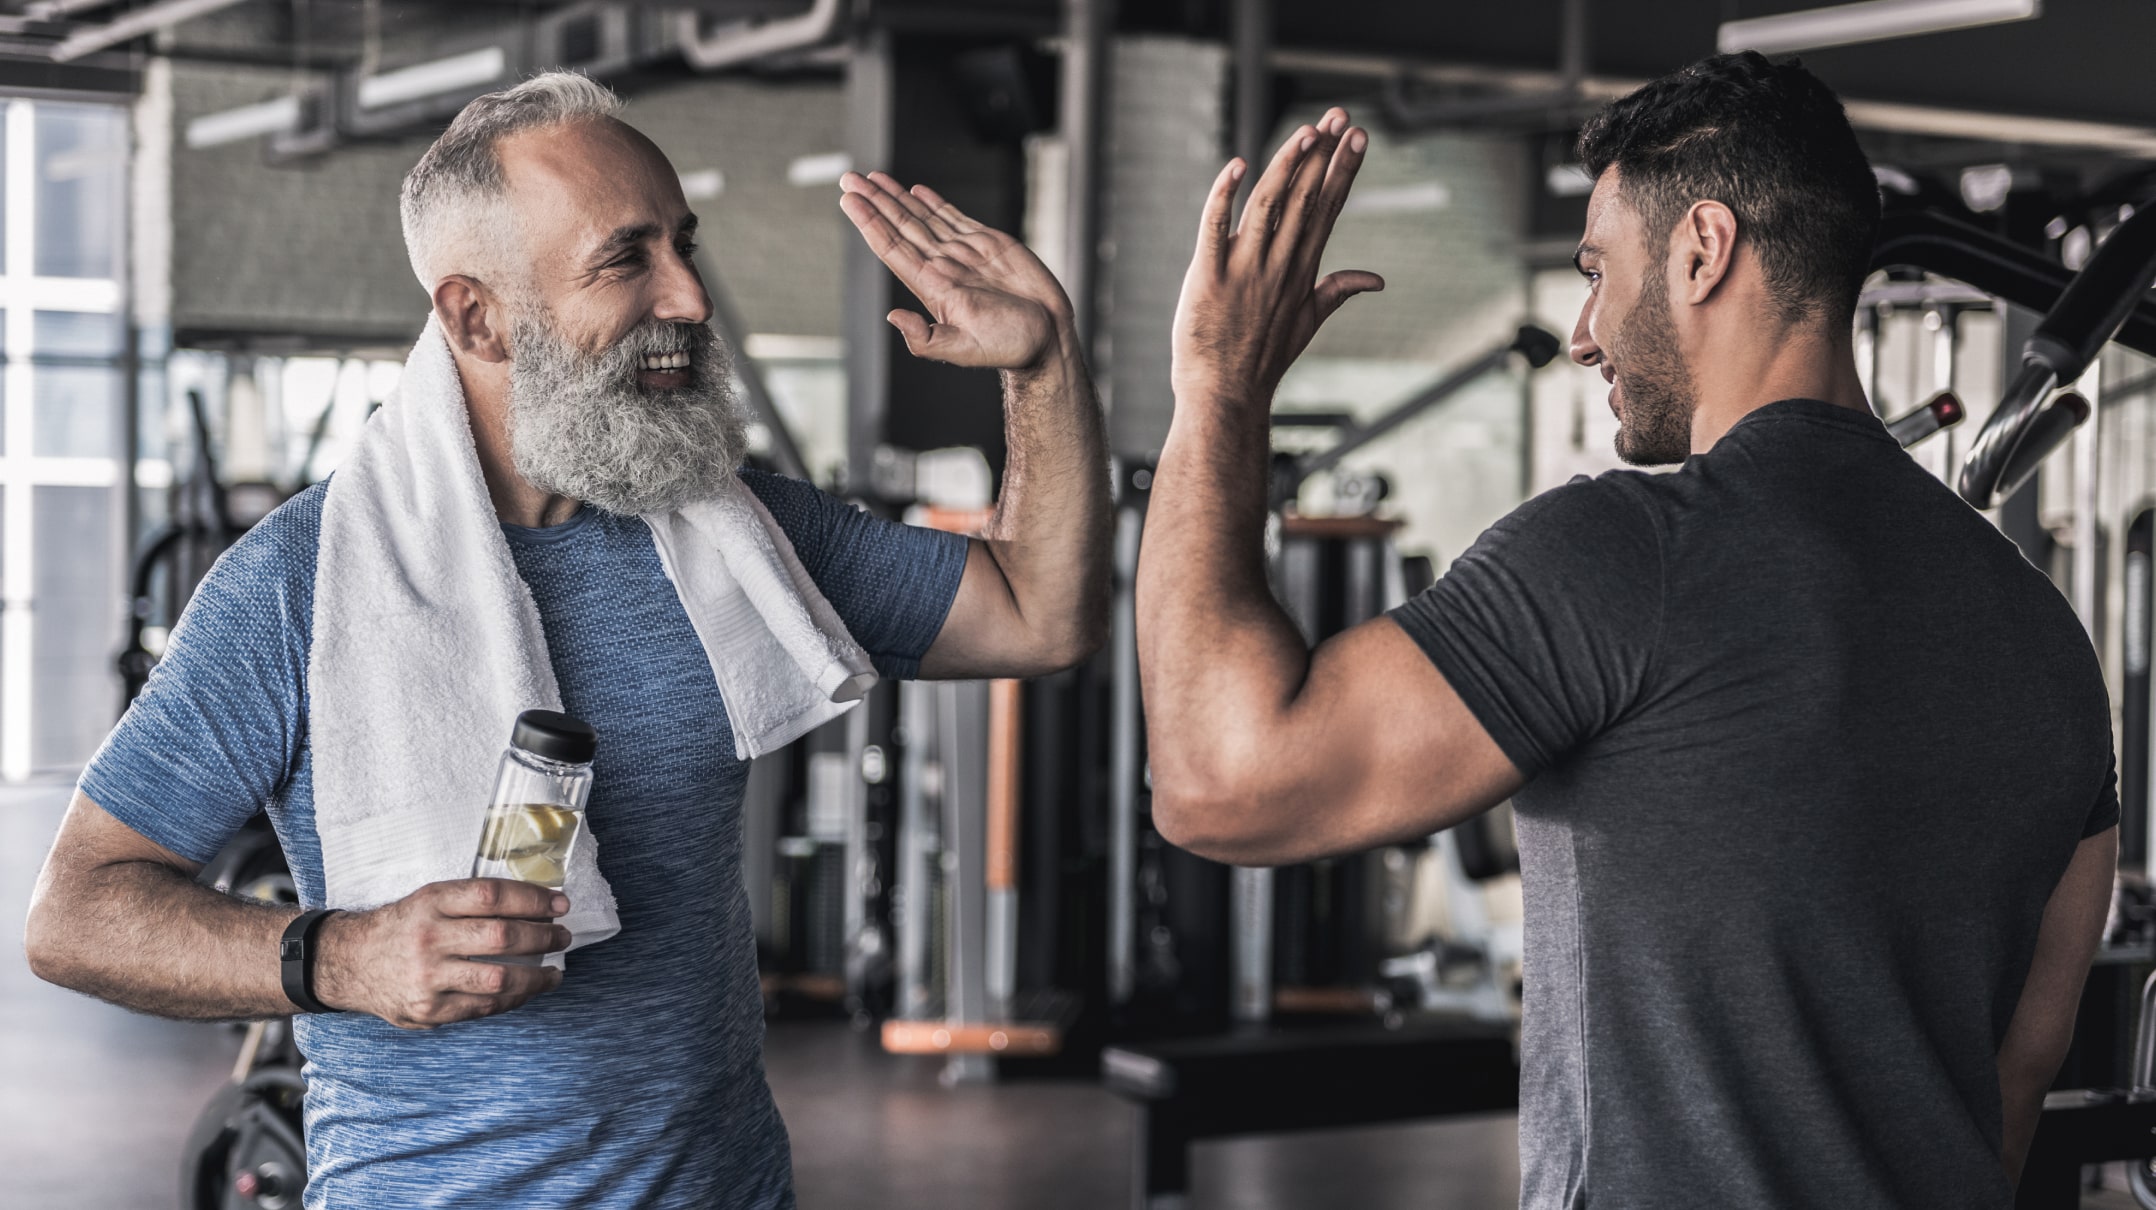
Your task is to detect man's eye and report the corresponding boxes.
[677,240,700,258]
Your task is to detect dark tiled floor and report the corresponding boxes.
[765,1021,1520,1209]
[12,779,2143,1209]
[0,782,244,1210]
[1,781,1522,1208]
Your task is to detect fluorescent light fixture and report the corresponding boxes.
[357,46,506,110]
[184,95,301,149]
[1717,0,2039,55]
[743,333,843,361]
[786,152,852,188]
[50,0,251,62]
[1545,164,1595,198]
[1341,180,1452,216]
[679,169,725,200]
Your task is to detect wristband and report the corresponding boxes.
[279,908,341,1015]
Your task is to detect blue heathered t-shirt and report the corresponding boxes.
[78,469,969,1210]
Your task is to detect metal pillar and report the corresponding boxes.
[842,31,895,497]
[1108,502,1143,1006]
[1060,0,1112,352]
[895,680,938,1021]
[937,680,993,1083]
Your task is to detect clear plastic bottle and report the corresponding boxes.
[471,709,597,894]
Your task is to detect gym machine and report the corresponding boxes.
[1873,193,2156,1208]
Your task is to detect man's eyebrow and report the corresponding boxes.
[586,216,699,265]
[1572,242,1601,275]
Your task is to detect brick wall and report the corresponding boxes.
[162,65,847,348]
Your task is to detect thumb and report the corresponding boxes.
[1313,270,1384,325]
[887,309,939,357]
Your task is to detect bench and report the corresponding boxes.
[1101,1018,1519,1210]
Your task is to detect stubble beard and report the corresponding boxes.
[1608,268,1698,467]
[505,308,751,517]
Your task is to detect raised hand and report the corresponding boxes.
[1172,108,1381,409]
[839,171,1073,371]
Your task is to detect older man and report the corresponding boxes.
[24,73,1106,1207]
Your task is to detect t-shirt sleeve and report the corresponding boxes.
[76,492,319,865]
[741,469,969,680]
[2084,756,2122,838]
[1387,474,1665,778]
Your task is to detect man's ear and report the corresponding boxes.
[433,275,511,363]
[1677,200,1738,306]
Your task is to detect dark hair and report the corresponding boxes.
[1576,51,1879,327]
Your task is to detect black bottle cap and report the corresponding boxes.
[510,709,597,764]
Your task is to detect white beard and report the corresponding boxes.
[506,312,750,516]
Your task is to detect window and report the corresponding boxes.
[1,98,129,779]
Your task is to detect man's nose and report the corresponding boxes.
[1569,303,1601,369]
[652,250,712,327]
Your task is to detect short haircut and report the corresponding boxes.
[1576,51,1880,327]
[399,71,623,290]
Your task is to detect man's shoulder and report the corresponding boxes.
[223,480,329,574]
[187,481,329,630]
[1491,471,1668,551]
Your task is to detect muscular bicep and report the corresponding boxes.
[35,792,203,891]
[1166,616,1526,866]
[917,540,1027,679]
[2001,826,2114,1060]
[26,793,203,968]
[1997,825,2116,1182]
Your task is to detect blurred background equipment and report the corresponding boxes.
[0,2,2154,1208]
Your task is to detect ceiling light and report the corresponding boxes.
[787,152,851,188]
[1341,180,1453,216]
[1717,0,2040,56]
[184,95,301,149]
[357,46,507,110]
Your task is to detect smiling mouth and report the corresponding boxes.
[639,352,691,372]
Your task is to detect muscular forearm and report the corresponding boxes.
[26,857,298,1021]
[1138,392,1312,821]
[981,330,1112,662]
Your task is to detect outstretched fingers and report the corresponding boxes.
[909,183,984,236]
[1233,123,1322,255]
[864,171,963,243]
[1287,120,1371,286]
[844,172,950,262]
[839,191,934,291]
[1193,158,1246,274]
[1272,113,1346,257]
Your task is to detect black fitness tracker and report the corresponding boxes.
[279,908,342,1015]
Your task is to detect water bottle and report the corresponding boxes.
[471,709,597,893]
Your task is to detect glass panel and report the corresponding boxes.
[35,310,122,357]
[35,103,126,280]
[32,363,120,458]
[32,484,120,770]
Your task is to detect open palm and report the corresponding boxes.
[839,172,1071,370]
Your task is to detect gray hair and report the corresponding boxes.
[399,71,623,290]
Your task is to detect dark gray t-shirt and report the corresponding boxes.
[1391,397,2117,1210]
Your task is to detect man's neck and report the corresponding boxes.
[462,366,581,527]
[1688,320,1870,455]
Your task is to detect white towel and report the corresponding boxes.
[309,317,876,960]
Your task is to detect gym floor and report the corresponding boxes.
[2,779,2137,1210]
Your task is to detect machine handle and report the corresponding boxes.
[1958,204,2156,509]
[1884,391,1963,449]
[2030,205,2156,385]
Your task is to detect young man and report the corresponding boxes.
[1141,53,2116,1207]
[26,73,1107,1206]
